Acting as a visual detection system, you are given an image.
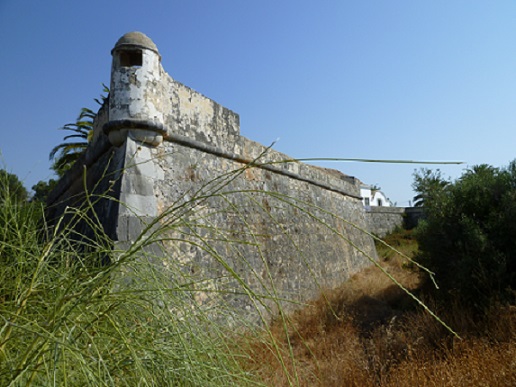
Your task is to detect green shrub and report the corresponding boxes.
[414,163,516,308]
[0,169,28,203]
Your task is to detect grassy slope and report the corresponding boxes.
[244,229,516,386]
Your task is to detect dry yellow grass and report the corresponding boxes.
[242,230,516,386]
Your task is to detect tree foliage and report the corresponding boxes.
[49,108,96,177]
[49,85,108,177]
[415,163,516,309]
[412,168,449,207]
[0,169,28,203]
[31,178,58,203]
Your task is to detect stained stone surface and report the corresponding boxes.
[47,32,378,323]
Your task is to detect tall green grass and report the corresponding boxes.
[0,175,262,386]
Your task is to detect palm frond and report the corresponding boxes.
[62,133,89,141]
[50,86,109,176]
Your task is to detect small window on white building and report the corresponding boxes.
[377,199,383,206]
[364,198,370,206]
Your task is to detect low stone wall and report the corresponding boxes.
[365,206,424,237]
[404,207,425,229]
[365,207,405,237]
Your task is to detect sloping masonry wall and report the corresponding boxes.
[47,32,378,321]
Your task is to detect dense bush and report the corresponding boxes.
[31,178,57,203]
[414,163,516,308]
[0,169,28,203]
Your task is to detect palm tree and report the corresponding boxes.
[49,107,95,177]
[49,86,108,177]
[412,169,448,207]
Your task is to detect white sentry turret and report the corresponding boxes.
[104,31,167,147]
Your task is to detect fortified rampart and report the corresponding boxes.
[47,32,378,321]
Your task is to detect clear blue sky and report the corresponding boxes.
[1,1,515,205]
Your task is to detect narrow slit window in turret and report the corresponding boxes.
[119,50,142,67]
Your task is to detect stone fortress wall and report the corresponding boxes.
[47,32,379,320]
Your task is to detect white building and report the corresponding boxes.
[360,184,393,208]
